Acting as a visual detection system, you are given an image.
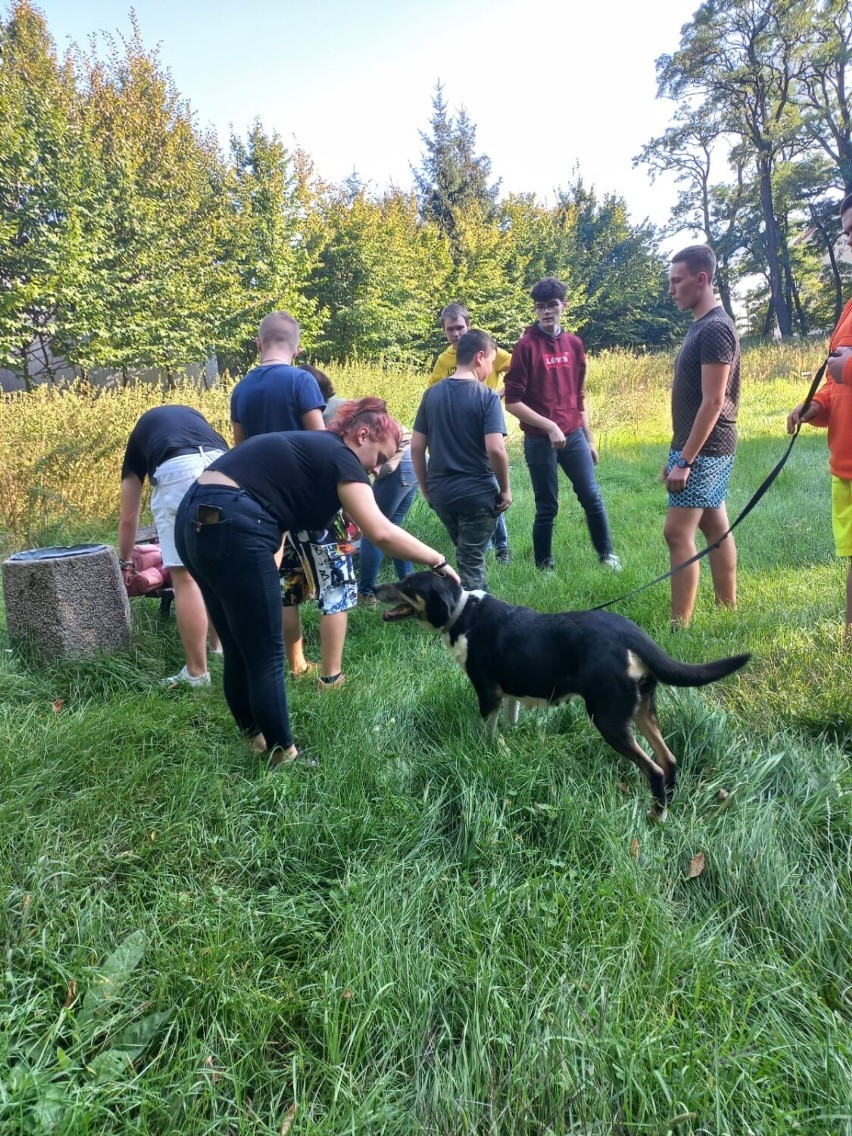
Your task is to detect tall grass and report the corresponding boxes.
[0,343,849,1134]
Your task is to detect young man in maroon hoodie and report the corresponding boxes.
[504,278,620,571]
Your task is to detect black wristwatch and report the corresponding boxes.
[675,457,694,469]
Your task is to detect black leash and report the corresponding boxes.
[589,358,829,612]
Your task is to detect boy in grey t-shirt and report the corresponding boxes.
[412,330,512,591]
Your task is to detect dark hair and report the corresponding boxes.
[671,244,717,281]
[456,329,497,366]
[841,192,852,218]
[326,396,402,448]
[439,302,470,326]
[300,363,335,401]
[530,277,567,303]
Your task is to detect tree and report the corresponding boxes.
[655,0,816,337]
[635,107,745,319]
[798,0,852,193]
[307,186,452,361]
[412,83,500,244]
[215,126,321,375]
[0,0,79,387]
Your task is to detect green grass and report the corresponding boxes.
[1,355,851,1134]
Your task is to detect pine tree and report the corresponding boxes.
[412,83,500,244]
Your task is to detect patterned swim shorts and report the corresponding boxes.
[279,520,357,615]
[666,450,735,510]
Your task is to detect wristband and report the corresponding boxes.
[119,558,133,570]
[429,559,449,575]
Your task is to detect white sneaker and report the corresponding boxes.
[162,664,211,688]
[600,553,623,572]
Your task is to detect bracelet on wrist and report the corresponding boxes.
[429,559,449,575]
[119,558,133,570]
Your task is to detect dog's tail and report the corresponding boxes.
[635,638,751,688]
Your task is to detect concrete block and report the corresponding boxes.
[2,544,131,659]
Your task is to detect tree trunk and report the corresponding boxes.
[809,209,844,324]
[715,266,736,321]
[22,340,33,394]
[757,157,793,337]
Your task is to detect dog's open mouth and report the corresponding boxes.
[381,603,415,622]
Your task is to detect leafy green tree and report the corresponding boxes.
[307,186,452,362]
[215,126,320,375]
[556,182,683,349]
[500,186,681,351]
[0,0,79,387]
[71,18,227,381]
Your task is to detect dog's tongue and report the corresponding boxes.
[382,604,413,622]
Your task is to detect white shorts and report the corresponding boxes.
[150,449,226,567]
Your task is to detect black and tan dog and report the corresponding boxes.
[374,573,749,821]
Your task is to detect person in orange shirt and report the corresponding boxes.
[788,190,852,644]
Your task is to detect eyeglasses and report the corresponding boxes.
[534,301,562,312]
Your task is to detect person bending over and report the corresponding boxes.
[118,404,227,687]
[175,398,459,765]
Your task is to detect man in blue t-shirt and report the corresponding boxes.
[412,330,512,591]
[229,311,325,440]
[229,310,351,688]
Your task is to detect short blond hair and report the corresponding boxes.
[258,311,300,353]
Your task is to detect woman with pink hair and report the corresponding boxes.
[175,398,458,766]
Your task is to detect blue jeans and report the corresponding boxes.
[175,483,293,751]
[524,431,613,564]
[359,452,419,594]
[433,502,497,591]
[493,510,509,552]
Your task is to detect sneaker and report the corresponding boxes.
[536,558,556,572]
[317,673,347,691]
[162,664,210,688]
[600,553,623,572]
[357,592,378,610]
[495,547,510,565]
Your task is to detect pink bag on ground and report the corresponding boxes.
[124,544,172,596]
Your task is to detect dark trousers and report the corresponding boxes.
[359,452,419,593]
[433,503,498,591]
[524,431,613,565]
[175,484,292,751]
[493,510,509,552]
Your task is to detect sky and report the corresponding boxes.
[33,0,700,241]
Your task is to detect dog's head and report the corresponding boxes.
[374,572,464,632]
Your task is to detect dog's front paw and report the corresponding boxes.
[646,805,668,824]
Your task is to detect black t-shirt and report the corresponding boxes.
[671,307,741,456]
[121,405,228,482]
[413,378,506,509]
[208,431,370,530]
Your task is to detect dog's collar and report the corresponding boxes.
[443,589,472,633]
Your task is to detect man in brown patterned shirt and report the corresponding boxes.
[664,245,741,627]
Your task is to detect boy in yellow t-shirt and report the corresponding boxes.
[428,303,513,396]
[428,303,513,561]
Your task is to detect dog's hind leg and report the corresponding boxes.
[475,687,503,739]
[503,697,520,729]
[634,683,678,802]
[586,695,669,822]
